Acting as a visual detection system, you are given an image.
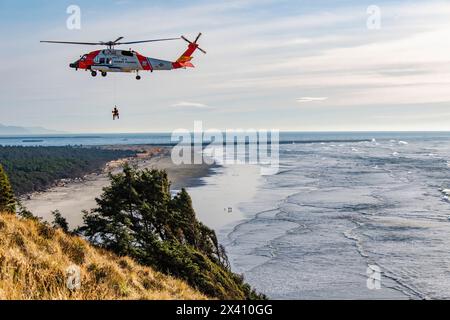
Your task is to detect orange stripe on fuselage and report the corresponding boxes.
[136,53,152,71]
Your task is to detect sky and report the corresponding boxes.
[1,0,450,133]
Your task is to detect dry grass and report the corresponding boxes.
[0,213,207,300]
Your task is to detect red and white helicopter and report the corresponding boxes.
[40,33,206,80]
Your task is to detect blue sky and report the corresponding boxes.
[1,0,450,132]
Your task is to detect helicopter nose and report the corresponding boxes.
[69,62,79,69]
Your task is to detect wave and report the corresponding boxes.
[220,137,450,299]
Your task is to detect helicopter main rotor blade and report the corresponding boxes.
[113,37,124,43]
[40,37,179,47]
[117,37,181,45]
[40,40,102,45]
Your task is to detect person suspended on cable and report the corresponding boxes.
[112,106,120,120]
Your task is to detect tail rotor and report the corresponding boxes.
[181,33,206,54]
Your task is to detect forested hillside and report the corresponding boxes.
[0,146,135,195]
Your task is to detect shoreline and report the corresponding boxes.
[22,145,215,228]
[18,145,165,201]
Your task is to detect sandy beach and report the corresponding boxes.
[188,164,263,231]
[22,146,214,228]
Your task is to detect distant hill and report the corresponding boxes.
[0,123,65,135]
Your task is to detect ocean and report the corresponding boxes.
[4,131,450,299]
[3,131,450,147]
[212,133,450,299]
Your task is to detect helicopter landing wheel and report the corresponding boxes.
[91,71,97,77]
[136,75,141,80]
[101,72,107,77]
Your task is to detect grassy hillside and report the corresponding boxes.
[0,213,206,300]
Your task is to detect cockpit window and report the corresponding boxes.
[80,55,87,61]
[122,51,134,57]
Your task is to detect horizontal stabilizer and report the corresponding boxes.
[179,62,195,68]
[177,55,193,63]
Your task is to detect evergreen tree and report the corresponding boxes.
[79,164,264,300]
[170,189,200,247]
[0,164,16,213]
[17,202,38,220]
[52,210,69,233]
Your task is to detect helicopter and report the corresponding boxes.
[40,33,206,80]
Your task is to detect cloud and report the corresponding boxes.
[296,97,328,103]
[171,101,213,109]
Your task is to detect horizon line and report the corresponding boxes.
[3,130,450,137]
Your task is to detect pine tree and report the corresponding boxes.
[171,188,200,247]
[52,210,69,233]
[0,164,16,213]
[78,164,264,300]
